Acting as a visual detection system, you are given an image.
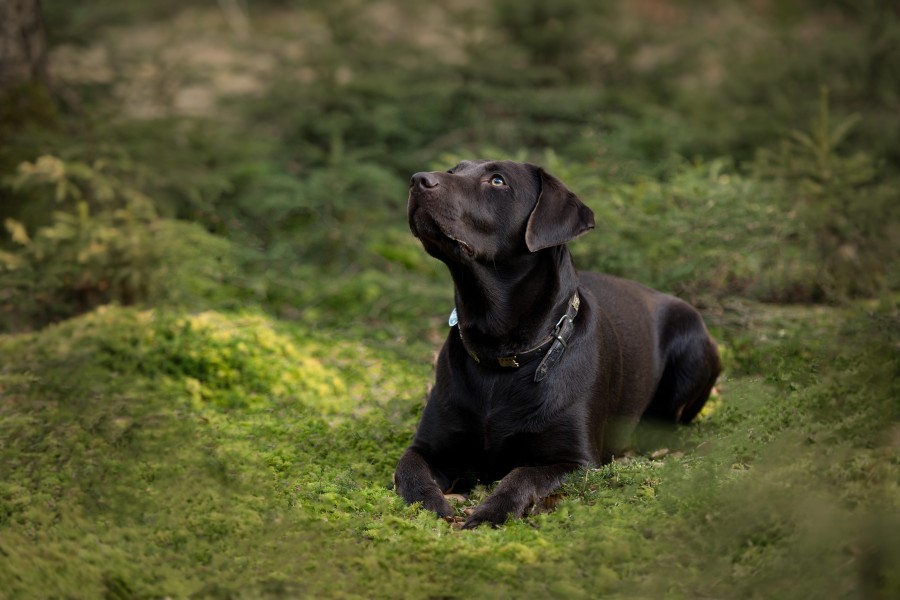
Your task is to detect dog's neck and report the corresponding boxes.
[448,246,578,355]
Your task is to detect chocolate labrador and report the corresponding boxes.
[394,160,720,529]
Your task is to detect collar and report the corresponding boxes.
[451,291,580,382]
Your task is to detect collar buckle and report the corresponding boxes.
[498,356,520,368]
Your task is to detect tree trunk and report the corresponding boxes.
[0,0,47,91]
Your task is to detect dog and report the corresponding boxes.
[394,160,721,529]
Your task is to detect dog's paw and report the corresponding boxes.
[460,505,510,529]
[420,492,454,519]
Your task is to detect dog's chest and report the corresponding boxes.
[462,372,564,456]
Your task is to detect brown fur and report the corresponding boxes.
[394,160,721,528]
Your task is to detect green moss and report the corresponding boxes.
[1,302,897,597]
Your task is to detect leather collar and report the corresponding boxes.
[452,291,580,382]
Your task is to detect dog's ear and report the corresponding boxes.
[525,168,595,252]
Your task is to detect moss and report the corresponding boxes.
[1,302,897,597]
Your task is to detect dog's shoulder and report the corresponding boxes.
[577,270,692,338]
[577,270,708,342]
[578,271,667,307]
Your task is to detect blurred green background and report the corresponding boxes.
[3,0,899,335]
[0,1,898,598]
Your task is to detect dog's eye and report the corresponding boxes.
[489,175,506,187]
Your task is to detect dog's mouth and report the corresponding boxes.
[446,234,475,258]
[409,196,475,259]
[414,219,475,259]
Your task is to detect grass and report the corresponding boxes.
[1,299,896,598]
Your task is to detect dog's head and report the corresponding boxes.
[407,160,595,264]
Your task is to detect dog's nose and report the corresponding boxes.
[411,172,440,190]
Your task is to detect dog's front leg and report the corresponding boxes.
[394,448,454,518]
[462,463,579,529]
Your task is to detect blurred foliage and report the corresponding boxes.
[0,82,58,170]
[0,155,237,330]
[755,87,898,301]
[2,0,896,333]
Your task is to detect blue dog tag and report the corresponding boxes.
[448,308,458,327]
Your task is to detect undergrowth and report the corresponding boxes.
[1,301,896,598]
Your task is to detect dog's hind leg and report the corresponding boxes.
[644,313,721,426]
